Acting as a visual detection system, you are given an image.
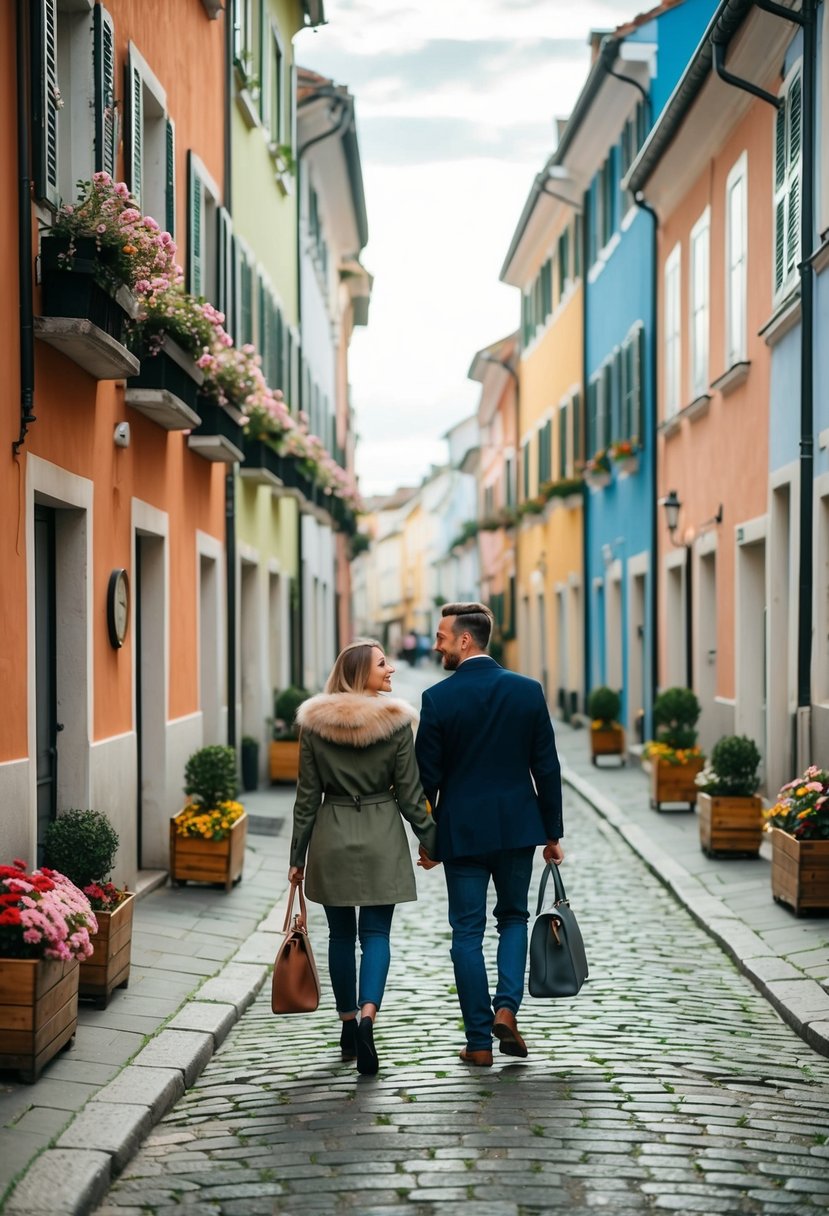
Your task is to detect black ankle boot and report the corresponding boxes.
[356,1017,379,1076]
[340,1018,358,1062]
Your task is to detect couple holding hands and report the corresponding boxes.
[288,601,564,1076]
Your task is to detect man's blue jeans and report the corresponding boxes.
[444,846,535,1051]
[323,904,394,1013]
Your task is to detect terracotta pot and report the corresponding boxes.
[770,828,829,915]
[79,892,134,1009]
[697,793,763,856]
[590,724,625,766]
[169,812,247,893]
[649,755,704,811]
[269,739,300,783]
[0,957,79,1083]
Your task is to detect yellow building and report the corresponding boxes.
[501,182,584,715]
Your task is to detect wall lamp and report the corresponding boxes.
[660,490,723,547]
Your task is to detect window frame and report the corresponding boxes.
[725,152,748,368]
[773,62,803,303]
[664,243,682,418]
[689,206,710,399]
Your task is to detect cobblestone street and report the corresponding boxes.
[95,789,829,1216]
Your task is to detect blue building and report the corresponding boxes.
[554,0,716,740]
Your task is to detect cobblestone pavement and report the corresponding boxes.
[94,791,829,1216]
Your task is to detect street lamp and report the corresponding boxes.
[659,492,723,687]
[662,489,681,538]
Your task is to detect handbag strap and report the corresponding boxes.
[536,862,569,916]
[283,880,308,932]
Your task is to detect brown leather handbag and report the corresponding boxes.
[271,881,321,1014]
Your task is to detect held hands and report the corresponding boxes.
[288,866,304,885]
[543,840,565,866]
[417,845,441,871]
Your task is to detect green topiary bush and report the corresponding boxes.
[184,745,238,809]
[588,686,621,725]
[652,686,701,750]
[273,686,310,740]
[44,808,119,888]
[700,735,761,797]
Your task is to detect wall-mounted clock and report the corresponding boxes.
[107,568,129,649]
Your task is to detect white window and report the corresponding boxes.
[187,153,220,303]
[725,154,748,367]
[264,24,286,144]
[127,45,174,230]
[773,65,802,300]
[689,209,710,398]
[664,243,681,418]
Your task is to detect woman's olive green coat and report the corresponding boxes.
[290,693,437,906]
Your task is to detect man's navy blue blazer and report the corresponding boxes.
[415,656,563,862]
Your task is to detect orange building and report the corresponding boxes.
[1,2,228,882]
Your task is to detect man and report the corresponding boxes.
[415,601,564,1067]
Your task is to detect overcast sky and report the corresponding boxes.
[296,0,644,496]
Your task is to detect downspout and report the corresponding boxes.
[293,88,352,688]
[13,0,35,457]
[224,10,235,748]
[581,183,591,712]
[634,191,660,735]
[710,0,816,766]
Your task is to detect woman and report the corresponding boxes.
[288,640,436,1076]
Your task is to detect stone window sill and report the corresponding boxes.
[711,361,750,397]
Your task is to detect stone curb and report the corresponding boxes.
[2,909,275,1215]
[562,765,829,1060]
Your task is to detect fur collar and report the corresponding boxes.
[296,693,419,748]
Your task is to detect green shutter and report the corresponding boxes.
[558,404,568,478]
[165,119,176,237]
[572,391,583,465]
[216,208,232,330]
[93,7,116,178]
[187,153,203,297]
[587,381,597,454]
[775,103,786,190]
[774,199,786,294]
[32,0,60,205]
[788,74,802,167]
[634,326,645,443]
[127,57,143,206]
[787,176,800,277]
[603,363,613,446]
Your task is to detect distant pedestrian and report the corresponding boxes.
[289,640,437,1076]
[415,602,564,1067]
[402,630,418,666]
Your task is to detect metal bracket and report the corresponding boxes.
[755,0,806,26]
[713,42,782,110]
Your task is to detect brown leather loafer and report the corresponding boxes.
[493,1008,528,1058]
[459,1047,493,1067]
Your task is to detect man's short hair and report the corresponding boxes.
[441,602,494,649]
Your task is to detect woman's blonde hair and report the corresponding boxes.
[325,638,384,695]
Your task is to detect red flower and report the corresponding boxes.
[0,907,22,926]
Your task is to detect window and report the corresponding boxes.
[557,227,570,298]
[266,25,285,143]
[621,324,645,442]
[774,66,802,300]
[187,152,219,302]
[689,209,710,397]
[558,401,569,479]
[664,243,681,417]
[537,419,552,486]
[232,0,255,74]
[126,46,172,228]
[505,456,515,507]
[522,440,531,499]
[572,390,583,466]
[725,155,748,366]
[619,100,647,212]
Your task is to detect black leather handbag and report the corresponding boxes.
[528,863,588,998]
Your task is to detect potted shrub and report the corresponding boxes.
[44,809,134,1009]
[765,766,829,915]
[241,735,260,792]
[269,686,310,783]
[588,687,625,765]
[170,746,247,892]
[0,859,96,1081]
[696,736,763,856]
[645,687,704,811]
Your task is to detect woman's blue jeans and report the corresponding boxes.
[444,846,535,1051]
[323,904,395,1013]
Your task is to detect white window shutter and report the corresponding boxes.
[32,0,60,206]
[93,7,116,179]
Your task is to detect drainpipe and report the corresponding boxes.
[581,184,591,712]
[224,12,235,749]
[293,88,351,688]
[710,0,816,767]
[13,0,36,457]
[634,191,660,735]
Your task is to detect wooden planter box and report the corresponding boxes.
[169,811,247,893]
[79,893,134,1009]
[650,755,704,811]
[0,957,79,1083]
[771,828,829,915]
[698,793,763,856]
[590,725,625,766]
[270,739,300,783]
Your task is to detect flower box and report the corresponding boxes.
[188,398,245,464]
[79,892,134,1009]
[126,336,204,430]
[169,811,247,892]
[40,235,131,343]
[270,739,300,783]
[0,958,79,1083]
[770,829,829,915]
[650,755,704,811]
[698,793,763,856]
[614,456,639,479]
[590,725,625,766]
[585,472,611,490]
[240,436,286,487]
